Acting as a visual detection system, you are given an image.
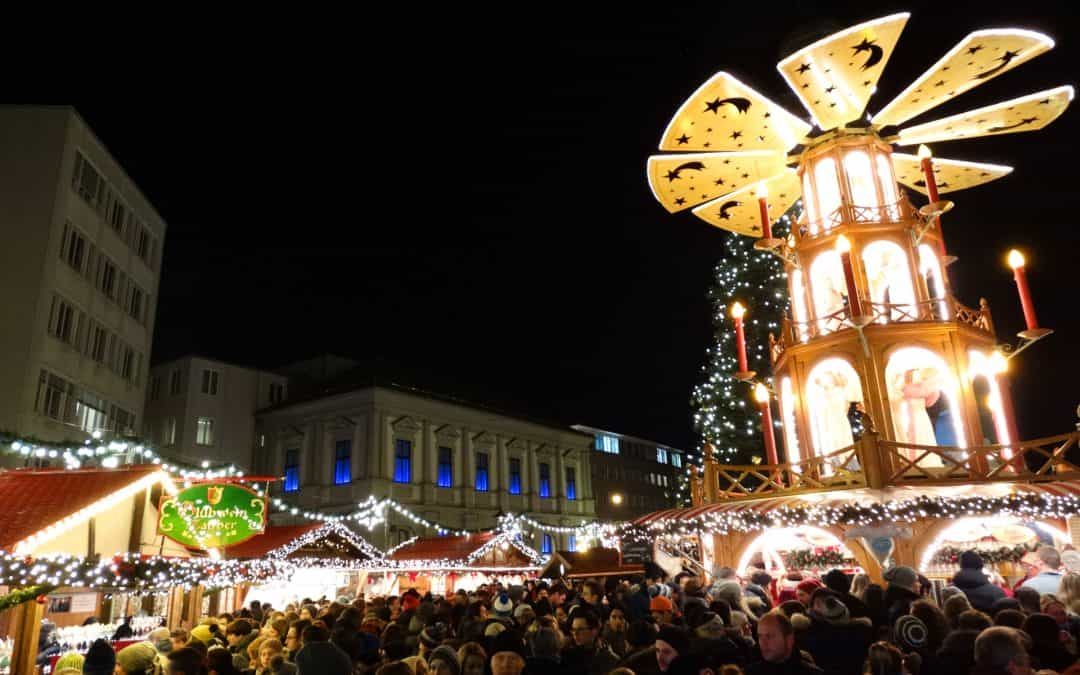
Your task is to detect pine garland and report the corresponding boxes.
[783,548,855,570]
[0,585,55,612]
[930,544,1036,566]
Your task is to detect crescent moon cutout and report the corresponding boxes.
[666,161,706,181]
[852,38,883,71]
[974,50,1020,80]
[986,116,1038,133]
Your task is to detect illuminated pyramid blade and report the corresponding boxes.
[646,151,788,213]
[659,72,811,152]
[872,29,1055,127]
[895,86,1074,146]
[892,153,1012,195]
[691,170,801,235]
[777,13,909,131]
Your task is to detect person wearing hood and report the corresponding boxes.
[822,569,869,619]
[746,571,775,612]
[922,629,979,675]
[952,550,1006,612]
[226,619,258,671]
[882,566,921,627]
[691,612,745,667]
[794,591,872,675]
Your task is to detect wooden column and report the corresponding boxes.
[9,599,44,675]
[183,586,204,627]
[702,444,719,505]
[859,431,884,489]
[166,586,185,629]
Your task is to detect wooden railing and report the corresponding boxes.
[881,432,1080,485]
[796,199,916,242]
[713,444,866,500]
[953,297,995,334]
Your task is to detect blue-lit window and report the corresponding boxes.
[568,535,577,552]
[542,534,553,554]
[284,449,299,493]
[672,453,682,468]
[394,439,412,483]
[437,446,453,488]
[565,467,577,500]
[509,458,521,495]
[596,435,620,454]
[334,440,351,485]
[475,452,489,492]
[539,463,551,498]
[657,447,669,464]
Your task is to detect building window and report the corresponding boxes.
[394,439,412,483]
[541,534,553,555]
[195,417,214,445]
[596,435,620,454]
[36,369,69,420]
[149,376,161,401]
[568,535,577,552]
[475,452,489,492]
[672,453,682,468]
[284,449,300,493]
[127,285,143,322]
[72,152,103,207]
[509,458,522,495]
[269,382,284,404]
[163,417,176,446]
[87,322,107,363]
[48,295,82,347]
[60,223,88,274]
[201,369,219,395]
[539,462,551,498]
[334,440,352,485]
[437,446,453,488]
[657,447,669,464]
[565,467,577,500]
[96,256,118,300]
[169,369,182,395]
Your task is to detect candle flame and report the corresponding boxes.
[754,383,770,404]
[917,144,932,159]
[835,234,851,253]
[757,181,769,199]
[731,301,746,319]
[1007,249,1025,269]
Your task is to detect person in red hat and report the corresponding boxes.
[796,579,822,606]
[650,595,677,626]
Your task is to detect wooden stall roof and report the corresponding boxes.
[387,533,496,561]
[541,548,644,579]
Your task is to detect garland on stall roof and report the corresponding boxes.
[0,584,56,612]
[931,544,1037,566]
[618,493,1080,541]
[783,548,856,570]
[266,521,384,562]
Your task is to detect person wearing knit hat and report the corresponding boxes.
[485,621,507,638]
[493,591,514,618]
[53,652,85,675]
[115,641,158,675]
[295,638,352,675]
[84,637,117,675]
[952,550,1006,613]
[513,602,535,628]
[420,621,449,651]
[883,565,921,626]
[429,644,462,675]
[650,595,675,625]
[795,579,822,605]
[694,613,726,639]
[402,593,421,613]
[655,625,691,672]
[894,614,929,654]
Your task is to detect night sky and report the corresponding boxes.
[70,1,1079,451]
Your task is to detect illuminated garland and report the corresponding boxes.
[383,537,419,557]
[783,548,855,570]
[0,585,54,612]
[465,533,545,566]
[931,544,1037,566]
[619,493,1080,541]
[0,553,292,592]
[266,521,383,562]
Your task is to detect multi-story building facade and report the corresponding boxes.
[143,355,288,467]
[254,384,597,550]
[0,107,165,449]
[572,425,685,520]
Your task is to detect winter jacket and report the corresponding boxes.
[952,568,1006,613]
[794,615,873,675]
[746,652,825,675]
[883,585,920,627]
[922,629,977,675]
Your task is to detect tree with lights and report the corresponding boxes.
[676,203,801,504]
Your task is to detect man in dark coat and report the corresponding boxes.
[882,566,921,627]
[795,592,873,675]
[747,611,823,675]
[822,569,869,620]
[952,551,1006,613]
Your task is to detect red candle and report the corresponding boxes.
[835,235,862,318]
[918,145,948,257]
[731,301,748,373]
[755,383,779,465]
[1008,250,1039,331]
[757,182,773,239]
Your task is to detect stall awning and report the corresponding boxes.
[540,548,643,579]
[228,521,382,562]
[226,523,323,558]
[387,533,497,561]
[0,465,169,552]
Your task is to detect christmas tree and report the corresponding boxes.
[676,202,802,505]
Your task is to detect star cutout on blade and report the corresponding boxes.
[730,131,742,139]
[705,98,723,114]
[665,170,680,182]
[677,134,691,144]
[797,63,811,74]
[764,112,771,118]
[967,45,983,55]
[802,83,809,89]
[825,85,836,93]
[741,172,749,178]
[714,178,725,186]
[675,197,686,205]
[934,80,946,87]
[1039,99,1051,105]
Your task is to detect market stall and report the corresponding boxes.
[539,548,643,580]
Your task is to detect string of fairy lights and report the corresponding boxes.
[681,202,801,505]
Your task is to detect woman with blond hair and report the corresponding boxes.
[851,573,871,600]
[1058,572,1080,614]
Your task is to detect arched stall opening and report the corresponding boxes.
[919,517,1068,584]
[737,526,863,597]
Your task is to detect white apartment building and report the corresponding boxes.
[0,107,165,449]
[254,383,597,550]
[143,355,288,467]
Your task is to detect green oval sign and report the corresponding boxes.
[157,483,267,549]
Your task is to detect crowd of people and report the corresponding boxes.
[43,543,1080,675]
